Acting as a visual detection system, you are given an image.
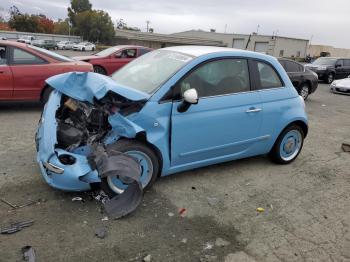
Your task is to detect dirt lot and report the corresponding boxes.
[0,83,349,262]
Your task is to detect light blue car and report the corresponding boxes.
[36,46,308,196]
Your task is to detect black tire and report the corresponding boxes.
[326,73,334,84]
[269,124,304,164]
[92,47,95,51]
[93,65,107,75]
[82,47,85,51]
[41,86,53,105]
[298,83,309,100]
[101,139,160,197]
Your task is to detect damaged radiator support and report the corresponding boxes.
[89,145,143,219]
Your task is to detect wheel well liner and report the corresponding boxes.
[284,120,308,138]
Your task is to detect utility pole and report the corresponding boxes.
[224,24,227,33]
[256,24,260,34]
[146,20,150,33]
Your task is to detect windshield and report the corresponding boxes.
[95,46,122,56]
[111,50,193,94]
[28,45,74,62]
[313,58,337,65]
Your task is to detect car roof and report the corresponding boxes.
[161,45,268,58]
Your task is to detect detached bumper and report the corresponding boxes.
[36,91,99,191]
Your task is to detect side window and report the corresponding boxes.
[343,59,350,66]
[0,46,7,65]
[285,61,303,72]
[12,48,45,65]
[336,60,343,67]
[178,59,250,98]
[139,48,151,56]
[120,49,137,58]
[256,61,283,89]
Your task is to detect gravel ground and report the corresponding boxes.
[0,83,349,262]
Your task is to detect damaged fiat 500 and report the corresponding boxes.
[36,46,308,198]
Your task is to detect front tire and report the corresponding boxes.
[269,125,304,164]
[101,140,160,197]
[41,86,53,105]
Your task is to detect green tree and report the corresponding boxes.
[67,0,91,27]
[75,10,114,43]
[8,13,38,32]
[54,19,70,35]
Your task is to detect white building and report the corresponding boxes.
[172,30,309,59]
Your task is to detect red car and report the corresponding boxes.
[73,45,153,75]
[0,40,92,103]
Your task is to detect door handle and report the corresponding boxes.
[246,107,262,113]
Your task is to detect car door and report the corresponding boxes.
[107,48,137,74]
[343,59,350,77]
[9,46,49,100]
[0,45,14,100]
[170,58,263,166]
[335,59,345,79]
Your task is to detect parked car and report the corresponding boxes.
[57,41,75,50]
[32,39,58,50]
[17,35,35,44]
[330,76,350,95]
[0,40,93,103]
[36,46,308,196]
[278,58,318,100]
[305,57,350,84]
[73,42,96,51]
[73,45,153,75]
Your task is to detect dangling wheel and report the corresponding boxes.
[100,140,160,197]
[269,125,304,164]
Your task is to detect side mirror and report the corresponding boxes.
[177,88,198,113]
[183,88,198,104]
[335,64,341,68]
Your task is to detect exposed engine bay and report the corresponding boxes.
[55,92,144,152]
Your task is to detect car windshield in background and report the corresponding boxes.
[28,45,74,62]
[312,58,337,65]
[111,50,194,94]
[95,46,122,56]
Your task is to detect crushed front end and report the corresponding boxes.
[36,72,147,192]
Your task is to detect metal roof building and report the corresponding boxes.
[172,30,309,59]
[114,29,225,49]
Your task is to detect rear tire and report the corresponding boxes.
[269,125,304,164]
[326,73,334,84]
[93,65,107,75]
[82,47,85,51]
[298,84,309,100]
[100,140,160,197]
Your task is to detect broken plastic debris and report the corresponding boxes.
[0,220,34,234]
[204,242,214,250]
[22,246,36,262]
[341,143,350,152]
[101,216,109,221]
[95,227,108,239]
[181,238,188,244]
[215,237,230,247]
[256,207,265,213]
[168,212,174,217]
[72,197,84,202]
[92,146,143,219]
[143,254,152,262]
[178,208,187,217]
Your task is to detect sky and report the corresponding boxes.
[1,0,349,48]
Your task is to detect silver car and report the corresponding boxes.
[330,76,350,95]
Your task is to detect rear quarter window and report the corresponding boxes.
[255,61,284,89]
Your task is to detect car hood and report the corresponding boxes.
[73,55,100,61]
[46,72,150,103]
[333,78,350,87]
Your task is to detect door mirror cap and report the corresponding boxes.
[183,88,198,104]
